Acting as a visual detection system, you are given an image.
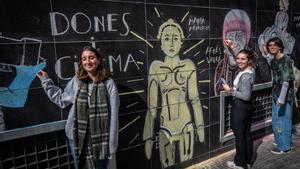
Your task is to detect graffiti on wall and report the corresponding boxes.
[258,1,294,56]
[214,9,251,96]
[0,3,146,130]
[213,7,275,96]
[0,36,45,108]
[143,19,205,168]
[258,0,300,106]
[0,0,299,168]
[0,35,45,130]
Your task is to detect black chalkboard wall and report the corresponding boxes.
[1,0,300,168]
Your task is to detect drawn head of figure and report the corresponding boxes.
[236,49,254,71]
[258,11,293,57]
[275,11,289,31]
[279,0,289,11]
[77,46,111,82]
[266,37,284,55]
[157,19,185,57]
[222,9,251,55]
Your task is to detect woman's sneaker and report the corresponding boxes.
[271,148,290,154]
[227,161,244,169]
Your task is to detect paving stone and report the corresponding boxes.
[187,134,300,169]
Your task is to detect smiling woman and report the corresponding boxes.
[77,46,111,83]
[214,9,251,96]
[222,49,255,169]
[81,50,100,80]
[235,50,253,71]
[37,46,120,169]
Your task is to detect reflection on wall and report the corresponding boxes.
[143,19,204,168]
[214,9,251,96]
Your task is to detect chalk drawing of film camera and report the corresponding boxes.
[0,36,45,87]
[0,36,45,73]
[0,36,46,107]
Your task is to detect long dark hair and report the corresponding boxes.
[77,46,111,82]
[266,37,284,53]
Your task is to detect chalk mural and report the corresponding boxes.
[258,0,300,106]
[0,36,45,107]
[0,0,299,168]
[0,35,45,130]
[214,9,251,96]
[143,19,204,168]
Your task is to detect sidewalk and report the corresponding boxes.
[187,134,300,169]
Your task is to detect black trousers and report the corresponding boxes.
[231,98,253,168]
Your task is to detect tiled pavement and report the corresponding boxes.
[187,134,300,169]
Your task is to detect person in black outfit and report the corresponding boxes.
[223,48,255,169]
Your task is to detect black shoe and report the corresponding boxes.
[271,148,290,154]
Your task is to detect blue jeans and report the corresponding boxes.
[68,139,78,169]
[272,100,292,151]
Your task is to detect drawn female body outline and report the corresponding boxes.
[143,19,204,168]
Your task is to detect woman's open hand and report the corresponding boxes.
[224,39,237,51]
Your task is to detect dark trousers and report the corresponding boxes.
[231,99,253,168]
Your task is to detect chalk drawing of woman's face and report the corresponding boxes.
[225,30,246,53]
[160,25,183,57]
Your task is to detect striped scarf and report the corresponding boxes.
[73,81,109,165]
